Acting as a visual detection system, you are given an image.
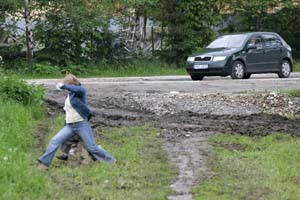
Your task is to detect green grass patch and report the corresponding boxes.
[14,59,186,79]
[293,59,300,72]
[0,100,47,200]
[32,118,175,200]
[2,105,175,200]
[286,89,300,97]
[193,133,300,200]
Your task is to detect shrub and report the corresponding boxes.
[0,75,45,106]
[33,63,61,75]
[62,64,89,75]
[0,44,23,61]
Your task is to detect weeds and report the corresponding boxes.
[13,59,185,79]
[194,133,300,200]
[0,100,47,200]
[287,89,300,97]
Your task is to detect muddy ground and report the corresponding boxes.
[44,88,300,200]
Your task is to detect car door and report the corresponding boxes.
[245,36,266,72]
[262,34,283,71]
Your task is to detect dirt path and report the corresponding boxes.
[163,131,214,200]
[44,88,300,200]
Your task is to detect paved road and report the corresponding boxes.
[28,72,300,94]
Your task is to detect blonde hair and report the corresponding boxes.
[63,73,81,85]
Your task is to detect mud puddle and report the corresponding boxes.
[44,89,300,200]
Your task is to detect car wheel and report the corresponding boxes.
[231,61,245,79]
[190,75,204,81]
[278,60,291,78]
[243,73,251,79]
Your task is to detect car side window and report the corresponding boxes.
[247,37,263,49]
[263,34,283,48]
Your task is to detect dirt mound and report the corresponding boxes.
[160,112,300,141]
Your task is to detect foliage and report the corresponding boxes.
[287,89,300,98]
[34,0,112,65]
[0,75,44,105]
[292,59,300,72]
[0,100,47,200]
[19,59,185,78]
[265,5,300,58]
[33,63,61,75]
[194,133,300,199]
[2,0,300,67]
[155,0,220,66]
[0,45,23,66]
[62,64,89,76]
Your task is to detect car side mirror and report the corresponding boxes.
[247,43,257,50]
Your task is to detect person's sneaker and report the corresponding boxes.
[36,161,48,171]
[56,154,68,161]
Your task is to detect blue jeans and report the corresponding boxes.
[38,121,115,166]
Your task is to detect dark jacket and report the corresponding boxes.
[61,84,92,121]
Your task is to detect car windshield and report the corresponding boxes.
[207,34,248,48]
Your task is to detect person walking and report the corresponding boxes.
[37,74,115,170]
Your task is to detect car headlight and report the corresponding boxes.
[187,57,194,62]
[212,56,226,62]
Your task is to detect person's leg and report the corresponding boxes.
[75,121,115,163]
[38,125,75,166]
[57,135,80,161]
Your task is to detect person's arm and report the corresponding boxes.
[57,83,85,95]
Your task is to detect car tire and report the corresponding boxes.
[278,60,291,78]
[190,75,204,81]
[231,61,245,79]
[243,73,251,79]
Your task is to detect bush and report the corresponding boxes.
[33,63,61,75]
[62,64,89,76]
[0,44,23,61]
[0,75,45,105]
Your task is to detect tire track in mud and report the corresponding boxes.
[44,89,300,200]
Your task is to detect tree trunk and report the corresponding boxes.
[24,0,34,66]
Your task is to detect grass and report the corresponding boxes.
[86,60,186,77]
[293,59,300,72]
[12,59,186,79]
[193,133,300,200]
[33,116,175,199]
[286,89,300,97]
[1,102,175,200]
[0,100,47,200]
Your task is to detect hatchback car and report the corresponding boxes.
[186,32,293,80]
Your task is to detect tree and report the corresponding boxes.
[24,0,34,65]
[154,0,221,66]
[34,0,113,65]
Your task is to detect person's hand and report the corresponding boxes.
[56,82,64,90]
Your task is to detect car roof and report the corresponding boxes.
[221,32,280,36]
[218,32,289,48]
